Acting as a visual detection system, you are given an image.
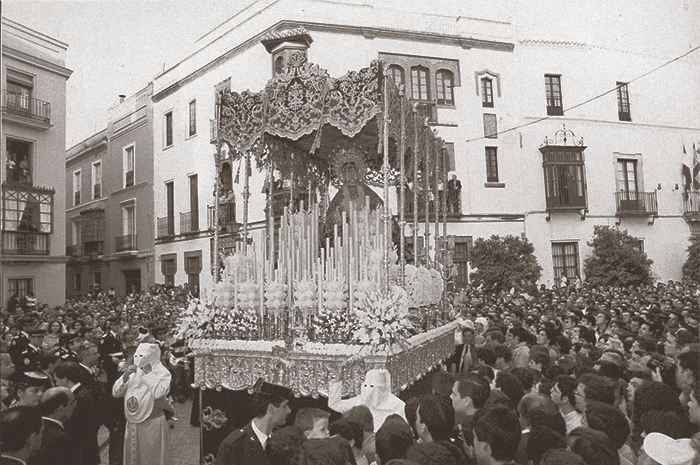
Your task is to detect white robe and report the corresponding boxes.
[113,343,173,465]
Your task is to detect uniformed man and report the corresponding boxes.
[18,330,45,373]
[214,378,293,465]
[99,317,122,384]
[56,333,83,363]
[8,318,33,367]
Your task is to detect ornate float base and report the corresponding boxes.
[192,322,456,397]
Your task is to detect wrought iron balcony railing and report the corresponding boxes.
[179,211,199,234]
[2,231,49,255]
[115,234,137,252]
[207,202,238,234]
[615,191,658,216]
[414,100,438,123]
[157,217,174,238]
[684,191,700,214]
[401,189,462,217]
[2,90,51,123]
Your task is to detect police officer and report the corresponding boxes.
[56,333,82,363]
[99,317,122,384]
[18,329,45,372]
[8,318,32,367]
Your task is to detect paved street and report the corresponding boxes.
[99,399,200,465]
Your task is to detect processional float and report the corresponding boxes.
[179,52,459,402]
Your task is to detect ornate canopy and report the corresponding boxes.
[216,52,444,188]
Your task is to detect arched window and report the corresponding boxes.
[410,66,430,101]
[436,70,454,105]
[221,162,232,193]
[387,65,405,87]
[274,55,285,75]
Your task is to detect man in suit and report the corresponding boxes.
[76,341,105,426]
[53,361,100,465]
[8,318,33,368]
[31,387,82,465]
[1,406,44,464]
[215,378,293,465]
[447,319,476,373]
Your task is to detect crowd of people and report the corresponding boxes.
[2,277,700,465]
[0,284,194,465]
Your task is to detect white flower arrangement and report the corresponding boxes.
[323,280,347,312]
[310,308,357,344]
[353,285,415,352]
[175,296,218,343]
[294,279,317,315]
[404,264,443,308]
[264,281,287,314]
[354,278,377,304]
[237,281,258,312]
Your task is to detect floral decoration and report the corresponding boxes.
[237,282,258,312]
[310,309,357,344]
[294,279,317,315]
[323,280,347,312]
[353,285,414,352]
[265,281,287,314]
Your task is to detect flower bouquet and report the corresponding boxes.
[353,285,415,352]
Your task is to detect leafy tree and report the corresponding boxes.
[469,235,542,292]
[682,234,700,283]
[583,225,653,287]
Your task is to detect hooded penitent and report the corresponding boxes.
[123,343,171,423]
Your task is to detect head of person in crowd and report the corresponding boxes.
[13,371,50,407]
[77,340,99,368]
[266,425,305,465]
[584,402,630,452]
[528,350,550,372]
[375,414,414,464]
[517,393,557,431]
[295,407,330,440]
[431,370,455,398]
[526,425,566,465]
[629,316,645,335]
[38,387,76,424]
[0,406,44,462]
[0,353,15,380]
[574,373,615,412]
[676,350,700,393]
[406,442,456,465]
[414,393,455,443]
[567,427,619,465]
[249,378,293,435]
[477,347,497,368]
[493,344,512,371]
[540,448,587,465]
[472,405,521,465]
[485,329,505,345]
[509,368,534,394]
[329,418,364,459]
[639,409,693,440]
[297,437,346,465]
[451,373,490,422]
[495,372,525,409]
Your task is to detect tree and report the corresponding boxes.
[469,235,542,293]
[583,225,653,287]
[682,234,700,283]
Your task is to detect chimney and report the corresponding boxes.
[119,94,126,103]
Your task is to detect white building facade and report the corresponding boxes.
[151,0,700,291]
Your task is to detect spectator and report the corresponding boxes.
[550,375,583,434]
[374,414,414,464]
[33,387,82,465]
[471,406,521,465]
[0,406,44,464]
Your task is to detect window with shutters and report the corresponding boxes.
[161,253,176,287]
[540,146,588,211]
[435,70,454,105]
[552,242,579,280]
[545,75,563,116]
[164,111,173,147]
[188,100,197,137]
[123,145,135,188]
[411,66,430,101]
[73,170,82,206]
[92,161,102,199]
[617,82,631,121]
[481,77,494,108]
[387,65,405,88]
[485,147,499,183]
[184,251,202,291]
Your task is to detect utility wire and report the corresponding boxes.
[465,44,700,143]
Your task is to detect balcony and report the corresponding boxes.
[125,170,134,188]
[93,183,101,199]
[157,217,174,238]
[2,231,49,255]
[180,211,199,234]
[400,189,462,218]
[414,100,438,123]
[66,244,81,257]
[683,191,700,224]
[615,191,658,225]
[2,90,51,128]
[210,119,218,144]
[115,234,137,252]
[207,202,239,234]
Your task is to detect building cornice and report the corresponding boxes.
[2,45,73,78]
[66,133,108,162]
[153,19,514,102]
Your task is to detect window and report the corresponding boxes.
[94,272,101,289]
[7,277,33,302]
[6,69,33,111]
[73,171,81,206]
[92,162,102,199]
[541,147,587,210]
[481,77,494,107]
[274,56,285,75]
[452,237,472,288]
[617,82,631,121]
[485,147,499,183]
[166,181,174,236]
[188,100,197,137]
[5,138,33,185]
[221,162,233,193]
[124,145,135,187]
[616,159,638,199]
[184,250,202,292]
[161,253,177,287]
[74,273,81,293]
[435,70,454,105]
[632,240,644,253]
[165,111,173,147]
[552,242,579,280]
[545,75,563,116]
[410,66,430,101]
[190,174,199,231]
[387,65,405,88]
[118,203,136,252]
[2,188,54,233]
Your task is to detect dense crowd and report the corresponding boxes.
[0,284,194,465]
[1,277,700,465]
